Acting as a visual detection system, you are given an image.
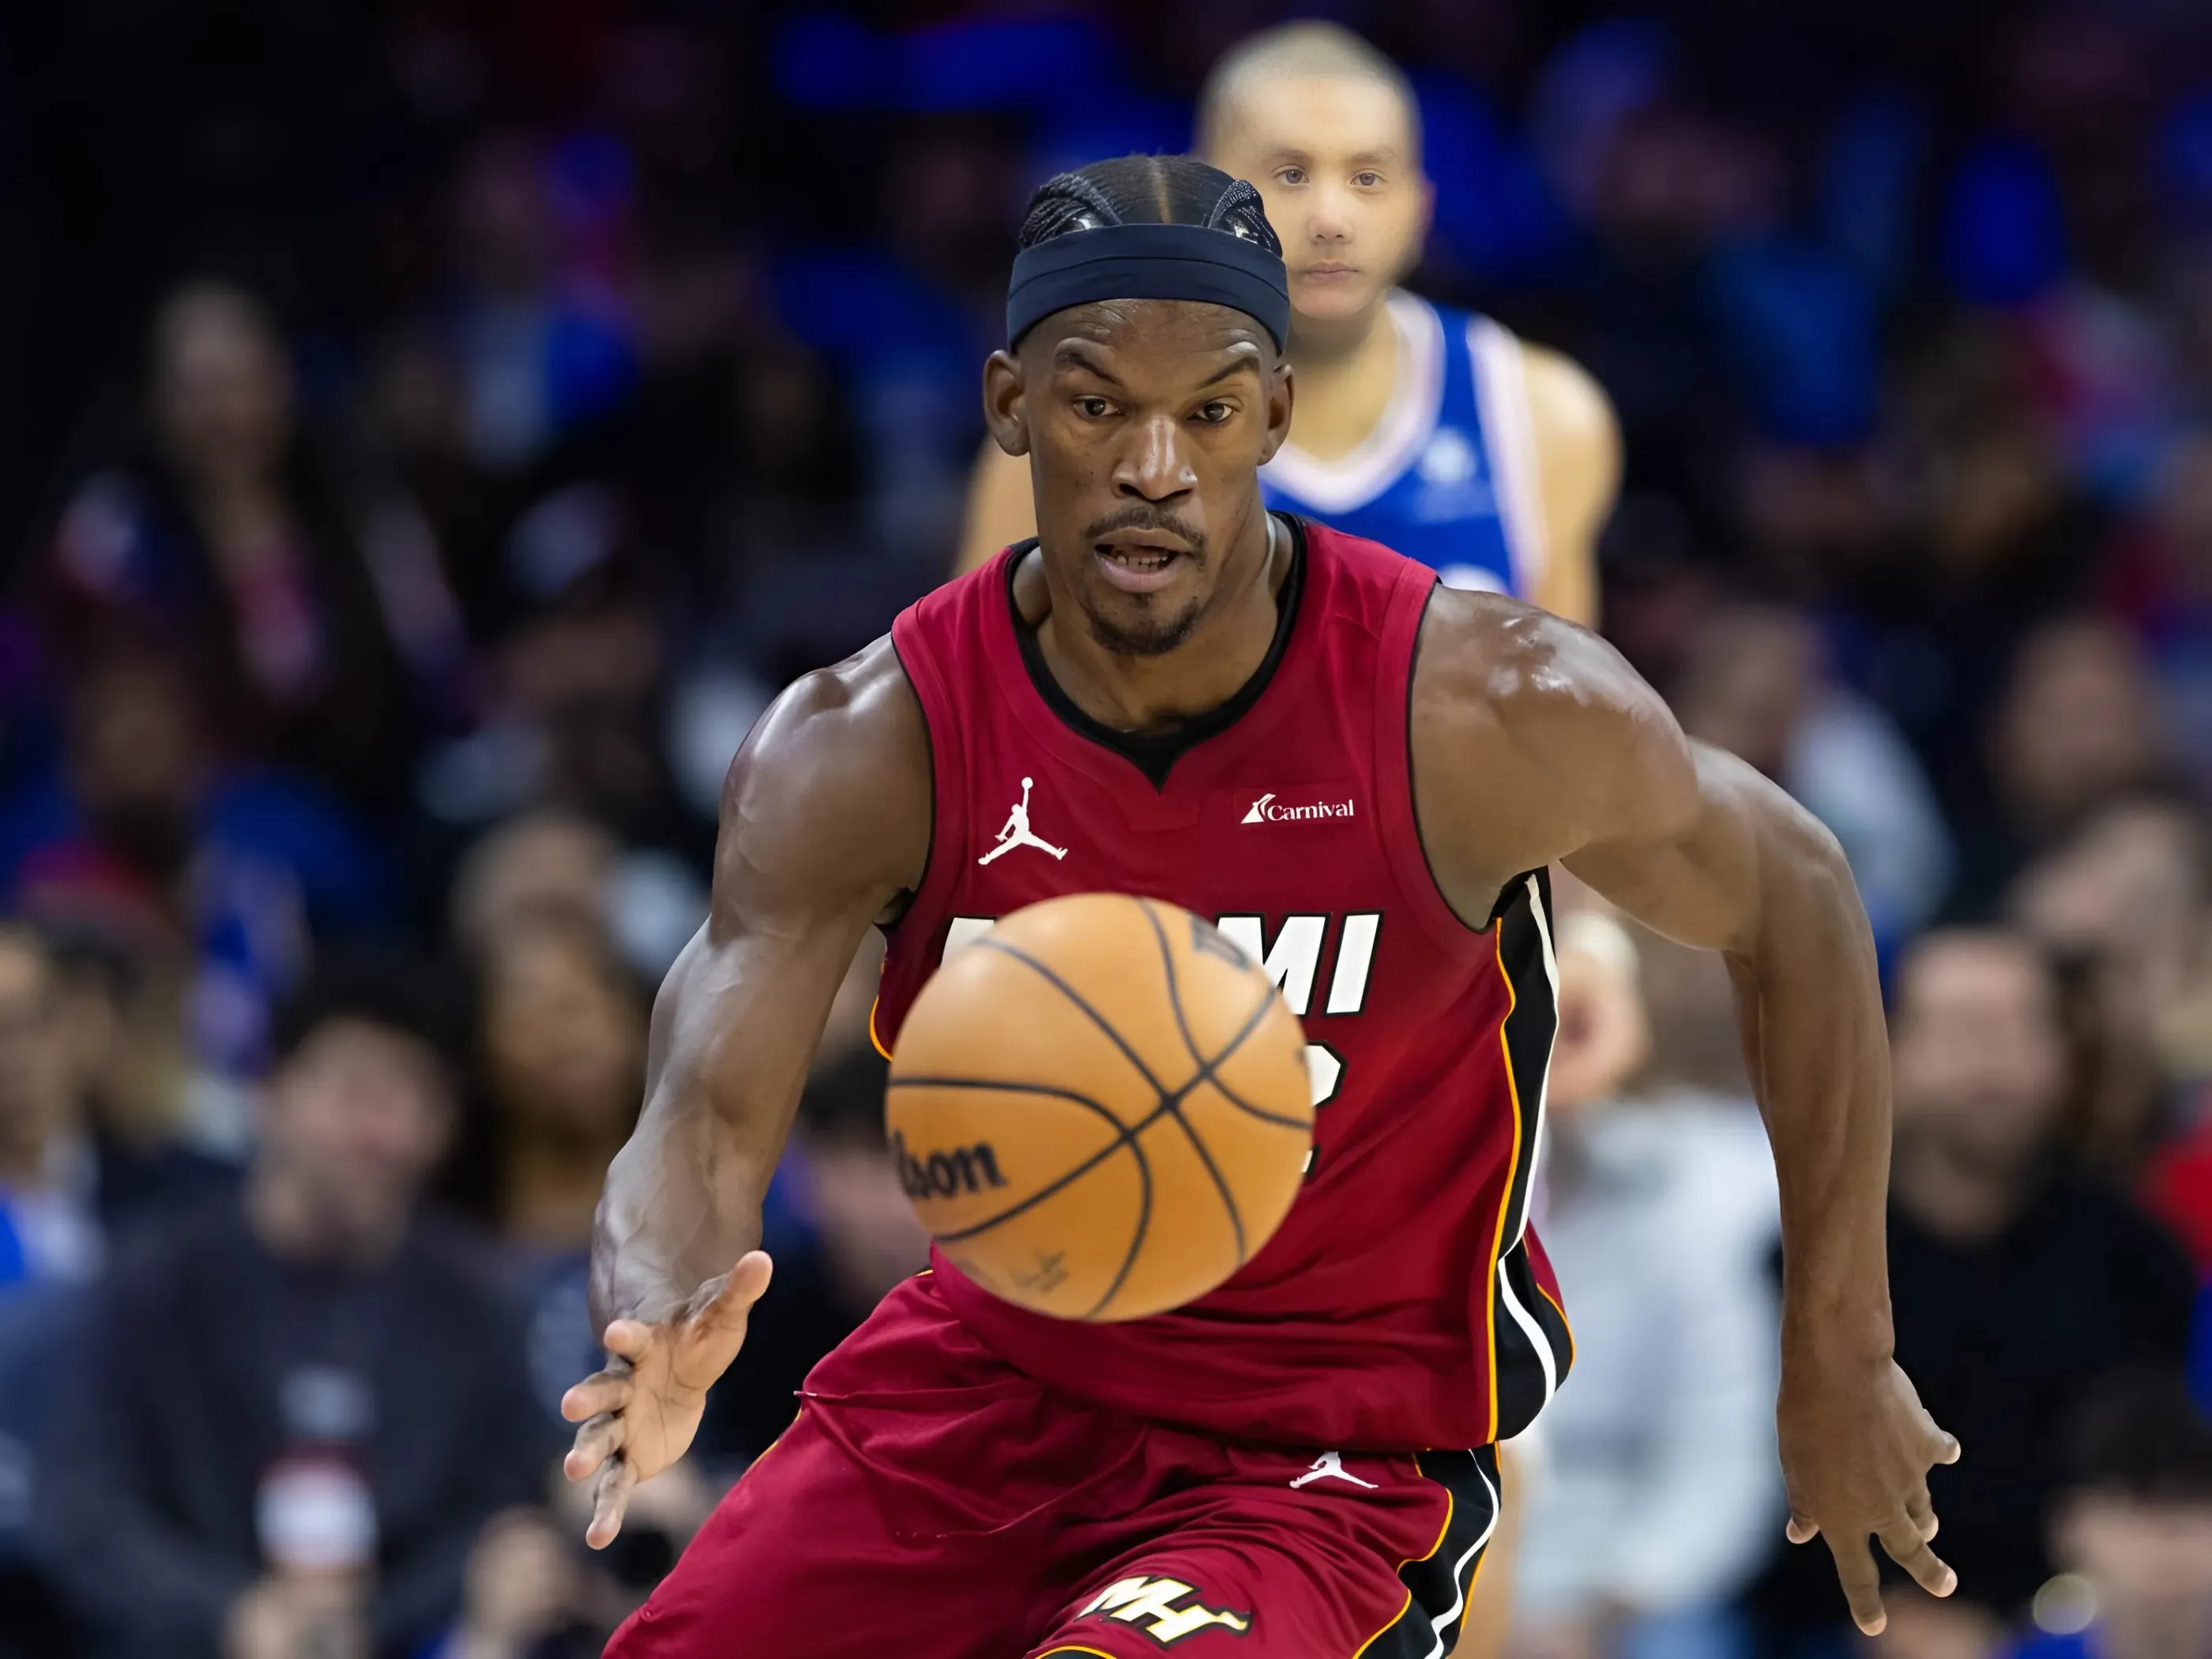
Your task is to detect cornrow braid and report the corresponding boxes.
[1016,155,1282,258]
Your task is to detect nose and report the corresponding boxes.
[1113,412,1197,506]
[1305,180,1355,245]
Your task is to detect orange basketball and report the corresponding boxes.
[886,893,1315,1322]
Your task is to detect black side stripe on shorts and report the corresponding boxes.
[1361,1444,1502,1659]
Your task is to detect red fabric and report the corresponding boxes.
[2141,1112,2212,1273]
[608,1277,1459,1659]
[878,524,1567,1453]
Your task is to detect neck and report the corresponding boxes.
[501,1124,622,1251]
[1291,293,1393,369]
[1891,1134,2039,1244]
[1033,507,1288,734]
[1284,296,1401,461]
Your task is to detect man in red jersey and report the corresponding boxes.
[564,155,1959,1657]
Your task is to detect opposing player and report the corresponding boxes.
[954,22,1618,626]
[566,157,1958,1657]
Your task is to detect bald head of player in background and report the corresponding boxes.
[956,22,1619,630]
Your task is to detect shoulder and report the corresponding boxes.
[1415,589,1692,809]
[1409,589,1696,885]
[715,634,931,907]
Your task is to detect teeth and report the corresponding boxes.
[1106,551,1172,570]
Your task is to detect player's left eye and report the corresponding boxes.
[1352,171,1383,188]
[1194,401,1234,425]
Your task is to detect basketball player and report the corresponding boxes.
[565,158,1958,1657]
[953,22,1618,627]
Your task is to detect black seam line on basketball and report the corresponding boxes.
[1085,1116,1153,1320]
[1127,901,1311,1131]
[973,937,1168,1095]
[925,1085,1182,1245]
[1135,899,1247,1262]
[1184,982,1312,1130]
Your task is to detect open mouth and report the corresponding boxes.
[1095,540,1187,593]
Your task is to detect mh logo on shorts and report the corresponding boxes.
[1079,1576,1253,1645]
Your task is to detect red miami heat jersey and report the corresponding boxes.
[875,518,1572,1453]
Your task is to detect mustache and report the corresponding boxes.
[1078,504,1207,555]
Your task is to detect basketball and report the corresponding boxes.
[886,893,1315,1322]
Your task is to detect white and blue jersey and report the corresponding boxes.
[1262,291,1547,598]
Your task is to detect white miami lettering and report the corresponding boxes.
[941,912,1375,1114]
[1080,1576,1252,1645]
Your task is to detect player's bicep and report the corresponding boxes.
[1563,743,1797,957]
[650,648,929,1130]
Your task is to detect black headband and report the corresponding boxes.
[1006,222,1292,352]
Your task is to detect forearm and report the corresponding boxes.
[587,929,824,1330]
[1729,809,1894,1356]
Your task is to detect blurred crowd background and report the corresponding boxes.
[1,2,2211,1657]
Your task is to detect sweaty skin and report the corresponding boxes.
[567,297,1955,1638]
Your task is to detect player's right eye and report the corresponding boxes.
[1074,396,1114,419]
[1274,167,1307,187]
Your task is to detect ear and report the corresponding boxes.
[1416,174,1436,250]
[981,349,1030,458]
[1257,358,1295,466]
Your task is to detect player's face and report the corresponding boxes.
[1206,74,1430,332]
[985,300,1293,656]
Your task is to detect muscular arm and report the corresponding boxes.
[1413,592,1956,1633]
[1519,342,1619,631]
[592,640,930,1330]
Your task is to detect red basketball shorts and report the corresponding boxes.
[608,1276,1500,1659]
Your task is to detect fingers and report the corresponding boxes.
[585,1456,638,1551]
[1878,1519,1958,1601]
[559,1364,634,1425]
[1906,1484,1939,1542]
[564,1411,626,1483]
[1785,1513,1819,1545]
[1826,1533,1888,1636]
[1934,1429,1962,1466]
[601,1319,656,1363]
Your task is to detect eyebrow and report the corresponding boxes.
[1053,341,1121,383]
[1194,350,1263,387]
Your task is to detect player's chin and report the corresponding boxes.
[1291,275,1384,325]
[1081,581,1204,659]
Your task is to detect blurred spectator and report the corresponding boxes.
[1671,603,1954,954]
[2007,1375,2212,1659]
[1512,911,1780,1659]
[2013,797,2212,1179]
[0,924,103,1291]
[1848,932,2187,1635]
[463,911,645,1428]
[435,132,638,473]
[0,653,392,1094]
[1954,619,2174,916]
[451,809,703,985]
[42,955,547,1659]
[43,282,462,808]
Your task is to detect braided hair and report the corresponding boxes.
[1016,154,1281,257]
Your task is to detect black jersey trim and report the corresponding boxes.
[1359,1445,1503,1658]
[1008,514,1308,789]
[877,635,935,935]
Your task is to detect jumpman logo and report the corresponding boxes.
[1289,1451,1378,1490]
[978,777,1067,866]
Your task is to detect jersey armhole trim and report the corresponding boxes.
[883,624,960,969]
[1375,566,1498,955]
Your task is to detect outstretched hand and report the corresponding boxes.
[1778,1351,1962,1635]
[561,1251,774,1548]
